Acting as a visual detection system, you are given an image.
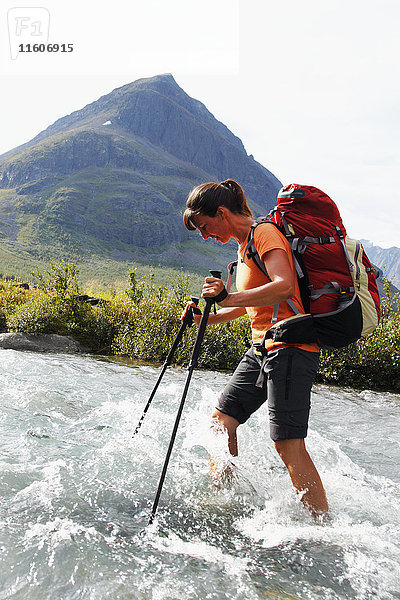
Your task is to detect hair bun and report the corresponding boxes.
[220,179,235,191]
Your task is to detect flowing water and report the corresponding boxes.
[0,349,399,600]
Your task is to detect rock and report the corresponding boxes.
[0,333,87,354]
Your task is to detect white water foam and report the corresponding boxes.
[1,351,399,600]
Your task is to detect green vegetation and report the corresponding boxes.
[0,239,206,294]
[0,262,399,392]
[317,279,400,391]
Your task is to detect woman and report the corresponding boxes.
[183,179,328,518]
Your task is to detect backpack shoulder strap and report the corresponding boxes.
[241,219,301,322]
[242,219,281,280]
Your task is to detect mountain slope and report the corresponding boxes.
[0,74,281,274]
[362,241,400,289]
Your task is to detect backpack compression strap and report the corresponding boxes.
[310,282,354,301]
[277,216,356,295]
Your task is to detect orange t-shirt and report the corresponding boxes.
[236,223,319,353]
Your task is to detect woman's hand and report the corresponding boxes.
[201,276,229,306]
[180,301,202,326]
[181,299,244,326]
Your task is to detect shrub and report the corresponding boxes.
[112,292,183,361]
[0,280,32,313]
[0,309,7,332]
[126,268,146,305]
[1,264,399,392]
[317,279,400,392]
[171,311,251,371]
[30,259,80,298]
[7,292,58,334]
[76,297,133,354]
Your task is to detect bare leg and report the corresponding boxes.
[209,410,239,485]
[274,438,329,517]
[211,409,239,455]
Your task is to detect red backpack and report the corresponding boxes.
[237,184,380,349]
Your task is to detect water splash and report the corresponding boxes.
[0,350,399,599]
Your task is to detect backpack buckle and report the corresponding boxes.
[253,342,267,357]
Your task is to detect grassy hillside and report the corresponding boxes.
[0,243,209,295]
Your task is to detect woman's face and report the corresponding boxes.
[191,209,232,244]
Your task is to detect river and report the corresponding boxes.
[1,350,399,599]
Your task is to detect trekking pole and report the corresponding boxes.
[148,271,222,525]
[133,297,200,437]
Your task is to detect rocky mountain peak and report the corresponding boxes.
[0,74,281,271]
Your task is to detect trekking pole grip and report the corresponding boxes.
[183,296,200,326]
[208,270,228,306]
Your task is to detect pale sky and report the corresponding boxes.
[1,0,399,247]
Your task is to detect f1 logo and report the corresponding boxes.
[7,7,50,59]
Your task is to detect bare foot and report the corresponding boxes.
[210,457,235,488]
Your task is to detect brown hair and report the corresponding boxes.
[183,179,253,231]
